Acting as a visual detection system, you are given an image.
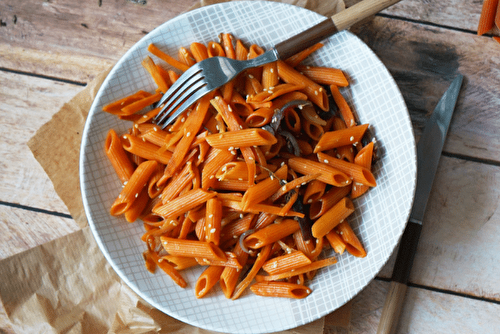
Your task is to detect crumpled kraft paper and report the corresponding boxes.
[0,0,352,333]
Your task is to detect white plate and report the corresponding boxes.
[80,2,416,333]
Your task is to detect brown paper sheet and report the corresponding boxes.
[1,1,351,333]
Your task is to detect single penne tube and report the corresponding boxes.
[190,42,208,62]
[245,107,274,127]
[139,127,172,147]
[254,212,278,230]
[309,184,352,220]
[302,117,324,141]
[153,188,216,219]
[313,124,369,153]
[295,65,349,87]
[302,179,327,204]
[277,60,329,111]
[270,173,320,202]
[352,141,375,199]
[325,230,347,255]
[204,197,222,245]
[293,230,316,258]
[221,33,236,59]
[254,256,337,282]
[244,218,300,249]
[219,213,255,246]
[262,61,279,89]
[178,46,196,67]
[212,179,250,192]
[250,282,312,299]
[205,128,277,148]
[288,157,351,187]
[336,220,367,258]
[220,243,248,299]
[124,187,150,223]
[241,164,287,211]
[195,251,243,269]
[262,251,312,275]
[317,152,376,187]
[147,43,190,72]
[247,83,305,103]
[229,91,254,116]
[231,243,273,300]
[330,84,356,128]
[311,197,355,238]
[235,39,249,61]
[160,236,227,262]
[160,255,199,270]
[120,92,163,116]
[110,160,158,216]
[104,129,135,183]
[207,41,225,57]
[148,251,187,288]
[284,42,324,67]
[121,134,172,165]
[141,55,169,93]
[195,265,225,299]
[283,105,301,133]
[102,90,151,114]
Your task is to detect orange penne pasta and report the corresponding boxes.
[285,42,324,67]
[478,0,499,35]
[153,188,216,219]
[231,243,273,300]
[178,46,196,67]
[221,33,236,59]
[317,152,376,187]
[160,255,199,271]
[247,83,305,103]
[309,184,352,220]
[250,281,312,299]
[220,243,248,298]
[277,60,329,111]
[262,251,312,275]
[325,230,347,255]
[205,128,277,148]
[195,265,225,298]
[262,61,279,89]
[105,129,135,183]
[102,90,152,114]
[148,251,187,288]
[235,39,249,61]
[302,179,327,204]
[245,107,274,127]
[244,218,300,249]
[201,147,235,189]
[240,165,287,211]
[311,197,355,238]
[190,42,208,62]
[336,220,367,258]
[330,85,356,128]
[141,56,169,93]
[255,256,337,282]
[148,43,190,72]
[296,65,349,87]
[195,252,243,269]
[121,134,172,165]
[351,141,375,198]
[314,124,369,153]
[110,160,158,216]
[288,157,351,187]
[160,236,227,262]
[207,41,225,57]
[204,197,223,245]
[124,187,150,223]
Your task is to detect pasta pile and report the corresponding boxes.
[103,33,377,300]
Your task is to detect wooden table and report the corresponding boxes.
[1,0,499,333]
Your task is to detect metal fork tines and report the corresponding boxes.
[153,50,279,129]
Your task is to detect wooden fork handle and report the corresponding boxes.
[274,0,401,59]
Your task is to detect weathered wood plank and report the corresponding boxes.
[0,206,79,260]
[0,70,82,213]
[351,16,500,161]
[0,0,197,83]
[347,0,484,33]
[374,155,500,301]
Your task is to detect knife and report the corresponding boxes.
[376,74,464,334]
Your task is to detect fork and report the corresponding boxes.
[154,0,401,128]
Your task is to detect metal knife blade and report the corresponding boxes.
[376,74,463,334]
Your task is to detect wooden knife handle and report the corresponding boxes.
[274,0,401,59]
[377,281,408,334]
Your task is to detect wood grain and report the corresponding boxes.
[351,16,500,161]
[0,70,82,213]
[0,0,197,82]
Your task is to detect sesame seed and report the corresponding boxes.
[135,193,139,198]
[323,159,329,163]
[282,186,287,191]
[270,68,274,73]
[186,132,191,137]
[314,90,318,96]
[350,136,354,141]
[307,199,312,203]
[181,117,185,122]
[228,106,233,112]
[208,214,214,219]
[248,74,254,79]
[210,228,216,233]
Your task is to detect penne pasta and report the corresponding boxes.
[160,237,227,262]
[314,124,369,153]
[250,282,312,299]
[205,128,277,148]
[311,197,355,238]
[317,152,377,187]
[104,129,135,183]
[288,157,352,187]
